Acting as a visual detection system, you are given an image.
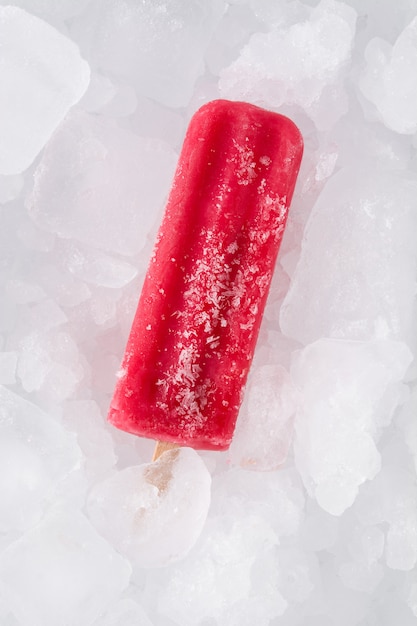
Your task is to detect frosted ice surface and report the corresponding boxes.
[0,174,24,205]
[359,17,417,134]
[5,279,46,305]
[64,243,138,289]
[205,2,263,76]
[386,518,417,571]
[0,0,415,621]
[0,6,90,175]
[2,0,92,21]
[17,330,83,401]
[301,502,338,551]
[87,447,211,568]
[81,73,138,118]
[401,390,417,474]
[94,599,154,626]
[24,298,67,332]
[291,339,412,515]
[27,110,177,256]
[356,463,417,572]
[79,73,119,114]
[338,560,383,593]
[29,265,91,308]
[229,364,298,470]
[407,581,417,618]
[276,546,317,603]
[212,466,305,539]
[90,0,225,107]
[0,352,17,385]
[158,514,281,626]
[0,507,131,626]
[16,217,55,253]
[63,401,116,483]
[348,525,385,564]
[280,168,417,345]
[337,524,385,593]
[331,113,412,172]
[219,0,356,128]
[0,386,81,533]
[89,293,118,329]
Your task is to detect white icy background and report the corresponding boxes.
[0,0,416,624]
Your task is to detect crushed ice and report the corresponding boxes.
[0,0,416,624]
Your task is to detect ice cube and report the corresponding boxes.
[291,339,412,515]
[407,579,417,618]
[336,523,385,593]
[0,174,24,204]
[64,243,138,289]
[212,465,305,540]
[300,502,338,551]
[219,0,356,128]
[27,110,177,256]
[32,264,91,308]
[386,518,417,571]
[62,401,116,483]
[158,514,279,625]
[0,352,18,385]
[17,329,84,401]
[276,546,317,603]
[400,389,417,474]
[89,0,225,107]
[359,17,417,134]
[348,525,385,565]
[5,0,92,21]
[5,279,46,305]
[0,507,131,626]
[0,386,81,533]
[280,168,417,345]
[229,364,298,471]
[0,6,90,175]
[357,463,417,572]
[89,293,118,329]
[338,560,383,593]
[24,299,67,332]
[93,599,154,626]
[78,72,119,114]
[87,447,211,568]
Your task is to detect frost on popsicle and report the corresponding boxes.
[153,196,287,434]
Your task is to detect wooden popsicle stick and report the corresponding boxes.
[147,441,181,494]
[152,440,180,462]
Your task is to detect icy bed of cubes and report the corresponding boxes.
[0,1,416,625]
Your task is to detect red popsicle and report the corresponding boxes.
[108,100,303,451]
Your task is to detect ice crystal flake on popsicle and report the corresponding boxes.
[108,100,303,450]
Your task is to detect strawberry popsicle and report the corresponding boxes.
[108,99,303,451]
